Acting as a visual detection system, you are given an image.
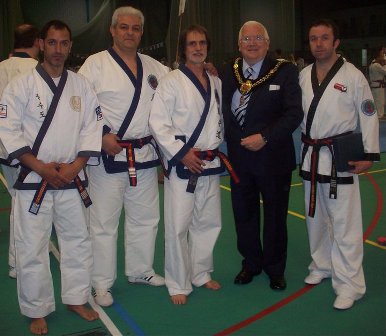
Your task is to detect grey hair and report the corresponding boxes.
[111,6,145,27]
[238,21,269,41]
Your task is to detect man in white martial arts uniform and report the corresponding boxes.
[0,20,101,335]
[299,19,380,310]
[78,6,169,307]
[369,46,386,119]
[150,24,226,305]
[0,23,40,279]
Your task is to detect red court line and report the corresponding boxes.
[214,285,315,336]
[215,172,384,336]
[363,172,383,241]
[0,207,11,212]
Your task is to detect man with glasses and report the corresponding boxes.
[220,21,302,290]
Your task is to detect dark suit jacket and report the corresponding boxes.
[220,56,303,176]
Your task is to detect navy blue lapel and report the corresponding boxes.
[178,64,212,148]
[107,47,143,139]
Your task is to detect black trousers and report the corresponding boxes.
[230,170,292,277]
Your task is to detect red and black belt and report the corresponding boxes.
[118,135,165,187]
[186,149,240,193]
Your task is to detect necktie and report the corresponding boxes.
[234,67,253,126]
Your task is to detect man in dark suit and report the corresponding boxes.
[220,21,302,290]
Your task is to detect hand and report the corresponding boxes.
[348,160,373,174]
[240,134,266,151]
[37,162,70,189]
[58,157,87,182]
[204,62,218,77]
[102,133,122,156]
[181,148,205,174]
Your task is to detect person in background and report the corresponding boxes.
[369,46,386,119]
[299,18,380,310]
[0,23,40,279]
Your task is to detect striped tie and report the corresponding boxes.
[234,67,253,126]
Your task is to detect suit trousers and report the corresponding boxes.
[230,170,291,277]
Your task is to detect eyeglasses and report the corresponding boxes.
[186,40,208,47]
[240,35,266,44]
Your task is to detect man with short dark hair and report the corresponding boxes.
[299,19,380,310]
[0,20,101,334]
[0,23,40,279]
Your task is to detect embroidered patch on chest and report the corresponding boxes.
[0,104,7,118]
[361,99,376,116]
[70,96,81,112]
[333,83,347,92]
[147,74,158,90]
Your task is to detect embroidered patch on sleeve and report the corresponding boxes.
[361,99,376,116]
[0,104,7,118]
[95,106,103,121]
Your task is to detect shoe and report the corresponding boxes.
[234,268,261,285]
[128,274,165,286]
[269,276,287,290]
[333,295,354,310]
[304,272,327,285]
[92,288,113,307]
[9,266,16,279]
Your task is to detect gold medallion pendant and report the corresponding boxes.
[233,57,288,96]
[240,81,252,95]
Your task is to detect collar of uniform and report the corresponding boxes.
[12,51,32,58]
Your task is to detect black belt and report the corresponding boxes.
[300,132,352,218]
[17,167,92,215]
[370,80,385,89]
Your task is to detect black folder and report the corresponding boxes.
[332,132,365,172]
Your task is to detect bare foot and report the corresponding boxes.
[67,304,99,321]
[204,280,221,290]
[170,294,187,305]
[30,317,48,335]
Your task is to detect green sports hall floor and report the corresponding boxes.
[0,154,384,336]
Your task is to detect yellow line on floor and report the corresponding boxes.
[0,172,9,190]
[288,210,305,220]
[220,172,385,250]
[365,239,386,250]
[360,168,386,175]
